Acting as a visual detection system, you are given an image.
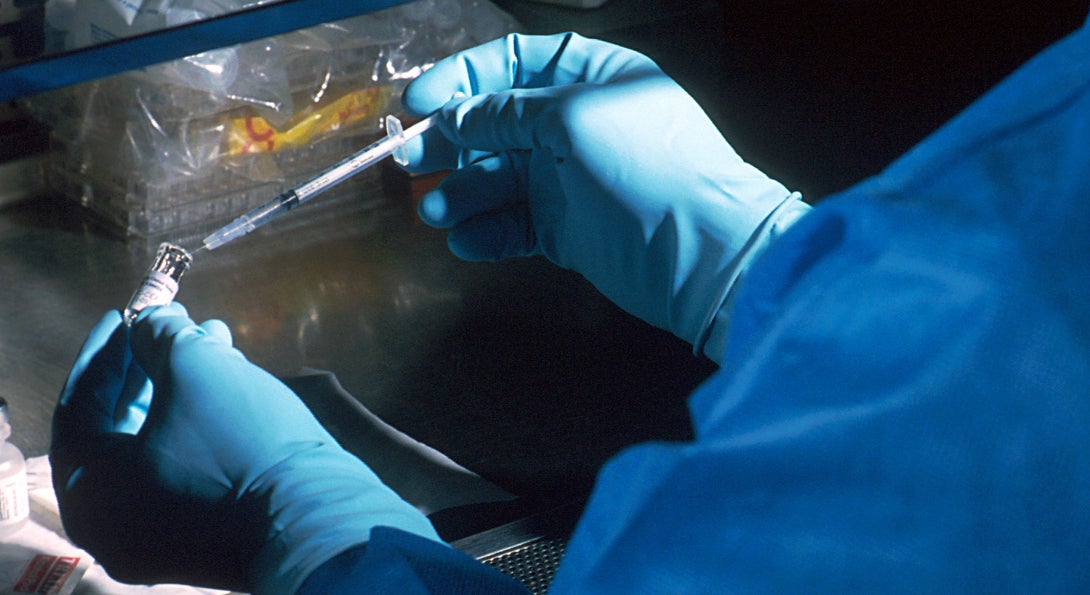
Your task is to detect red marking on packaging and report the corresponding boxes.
[244,117,277,153]
[14,554,80,594]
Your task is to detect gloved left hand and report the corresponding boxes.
[51,304,441,595]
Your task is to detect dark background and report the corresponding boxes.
[497,1,1088,200]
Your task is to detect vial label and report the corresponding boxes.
[0,471,28,524]
[128,271,180,315]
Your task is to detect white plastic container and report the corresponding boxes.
[0,397,29,538]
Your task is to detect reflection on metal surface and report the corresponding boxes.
[283,370,516,516]
[0,186,712,517]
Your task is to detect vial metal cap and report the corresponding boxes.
[124,242,195,325]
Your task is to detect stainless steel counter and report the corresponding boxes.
[0,172,713,509]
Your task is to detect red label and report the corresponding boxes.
[14,554,80,594]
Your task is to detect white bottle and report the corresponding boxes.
[0,397,29,538]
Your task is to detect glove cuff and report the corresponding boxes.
[694,192,810,363]
[249,445,442,595]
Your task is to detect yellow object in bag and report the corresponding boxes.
[225,86,392,156]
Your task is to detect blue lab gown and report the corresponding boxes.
[300,13,1090,594]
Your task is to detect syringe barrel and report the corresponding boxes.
[293,137,395,201]
[246,191,299,222]
[202,191,297,249]
[200,113,436,251]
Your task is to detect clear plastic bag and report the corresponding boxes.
[25,0,520,240]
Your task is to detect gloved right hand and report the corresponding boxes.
[401,33,810,363]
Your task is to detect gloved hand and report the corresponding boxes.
[51,304,440,595]
[401,33,810,363]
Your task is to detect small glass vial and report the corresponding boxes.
[123,242,194,325]
[0,397,29,538]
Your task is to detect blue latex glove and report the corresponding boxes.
[51,304,441,595]
[401,33,810,362]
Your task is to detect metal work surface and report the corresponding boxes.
[0,175,712,510]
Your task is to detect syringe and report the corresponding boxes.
[201,113,435,251]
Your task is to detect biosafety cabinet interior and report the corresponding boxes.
[0,1,1084,591]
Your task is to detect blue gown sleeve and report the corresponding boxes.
[296,527,529,594]
[548,13,1090,595]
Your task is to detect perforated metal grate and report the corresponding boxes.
[482,536,568,595]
